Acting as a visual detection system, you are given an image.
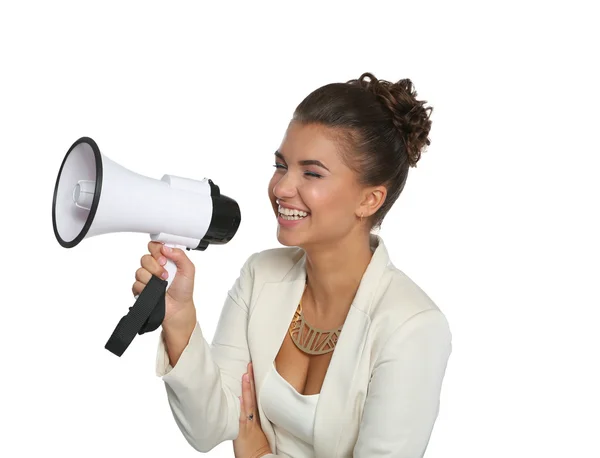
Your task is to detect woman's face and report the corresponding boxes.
[268,121,367,248]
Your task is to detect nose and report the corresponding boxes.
[272,170,297,200]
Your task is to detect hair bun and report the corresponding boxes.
[353,73,433,167]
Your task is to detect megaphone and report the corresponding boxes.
[52,137,241,356]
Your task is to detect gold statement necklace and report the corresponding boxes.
[289,284,343,355]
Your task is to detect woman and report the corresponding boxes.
[133,73,452,457]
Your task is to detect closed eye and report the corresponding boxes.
[273,163,322,179]
[304,171,322,178]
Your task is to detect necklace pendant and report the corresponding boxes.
[289,302,342,356]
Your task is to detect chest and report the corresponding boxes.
[274,332,333,395]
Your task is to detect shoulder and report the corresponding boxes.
[226,245,303,306]
[376,264,442,317]
[368,262,452,353]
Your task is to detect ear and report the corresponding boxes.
[356,185,387,219]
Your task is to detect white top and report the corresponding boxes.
[260,363,319,457]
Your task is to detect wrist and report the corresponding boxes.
[162,303,196,332]
[161,311,197,367]
[250,445,272,458]
[162,309,196,341]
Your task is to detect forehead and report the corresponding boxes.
[279,122,344,163]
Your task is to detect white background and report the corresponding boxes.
[1,1,598,457]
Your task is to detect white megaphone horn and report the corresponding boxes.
[52,137,241,356]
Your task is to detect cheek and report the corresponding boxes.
[305,185,351,218]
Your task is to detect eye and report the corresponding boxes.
[273,163,322,178]
[304,171,322,178]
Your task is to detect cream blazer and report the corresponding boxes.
[155,235,452,457]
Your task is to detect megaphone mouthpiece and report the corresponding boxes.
[73,180,95,210]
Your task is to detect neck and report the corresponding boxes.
[302,232,375,320]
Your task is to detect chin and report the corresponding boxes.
[276,229,302,247]
[276,223,316,249]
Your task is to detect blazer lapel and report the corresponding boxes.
[248,254,307,451]
[250,278,306,388]
[312,305,370,457]
[313,235,390,457]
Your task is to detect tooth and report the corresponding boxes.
[278,207,309,217]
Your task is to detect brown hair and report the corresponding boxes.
[292,72,433,229]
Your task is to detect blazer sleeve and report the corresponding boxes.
[154,252,258,453]
[353,309,452,457]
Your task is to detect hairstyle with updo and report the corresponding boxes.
[292,72,433,229]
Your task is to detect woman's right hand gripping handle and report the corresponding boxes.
[133,241,197,366]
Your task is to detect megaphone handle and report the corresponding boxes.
[132,243,184,301]
[163,242,184,290]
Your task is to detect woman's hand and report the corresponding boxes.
[132,241,196,332]
[233,362,272,458]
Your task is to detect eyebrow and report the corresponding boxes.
[275,150,330,172]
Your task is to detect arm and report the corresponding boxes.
[353,309,452,457]
[155,253,258,453]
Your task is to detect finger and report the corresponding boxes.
[135,267,153,284]
[248,362,256,402]
[249,363,256,399]
[147,241,164,259]
[248,362,259,425]
[161,245,195,276]
[238,394,245,423]
[242,371,254,422]
[132,280,146,297]
[239,370,247,424]
[140,254,167,279]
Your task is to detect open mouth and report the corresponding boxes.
[278,205,310,221]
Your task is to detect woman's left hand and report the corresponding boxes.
[233,362,272,458]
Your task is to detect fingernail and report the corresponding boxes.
[243,373,249,382]
[158,256,167,266]
[163,245,171,253]
[161,271,168,279]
